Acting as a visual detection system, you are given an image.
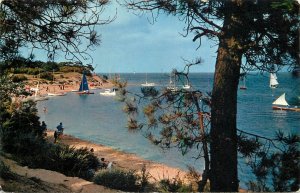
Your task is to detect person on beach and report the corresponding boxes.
[54,131,58,143]
[54,122,64,142]
[56,122,64,134]
[41,121,47,136]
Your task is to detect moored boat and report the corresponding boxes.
[141,82,156,87]
[48,92,66,96]
[272,93,300,112]
[182,84,191,90]
[141,73,155,87]
[77,73,94,95]
[99,88,117,96]
[270,73,279,88]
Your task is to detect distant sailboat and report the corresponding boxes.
[141,73,155,87]
[270,73,279,88]
[33,81,48,101]
[182,84,191,90]
[77,73,94,94]
[99,88,117,96]
[167,72,178,91]
[272,93,300,111]
[182,78,191,90]
[240,77,247,90]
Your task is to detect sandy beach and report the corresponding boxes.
[25,73,115,96]
[46,130,189,183]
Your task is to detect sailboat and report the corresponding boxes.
[167,73,178,91]
[270,73,279,88]
[182,78,191,90]
[99,88,117,96]
[33,81,48,101]
[182,84,191,89]
[77,73,94,95]
[240,77,247,90]
[141,73,155,87]
[272,93,300,111]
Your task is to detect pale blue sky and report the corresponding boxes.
[23,1,218,73]
[94,2,217,73]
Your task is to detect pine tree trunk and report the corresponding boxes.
[210,10,242,192]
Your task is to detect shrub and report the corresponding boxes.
[59,66,84,73]
[40,72,53,81]
[1,100,99,181]
[1,100,44,154]
[94,169,140,191]
[158,177,193,192]
[0,160,15,180]
[11,75,28,82]
[20,144,100,180]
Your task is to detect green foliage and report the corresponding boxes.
[102,75,108,80]
[39,72,53,81]
[158,176,193,192]
[11,74,28,82]
[93,169,141,191]
[0,1,110,62]
[244,132,300,192]
[1,100,44,155]
[0,94,100,180]
[20,145,100,180]
[59,65,85,73]
[0,160,16,180]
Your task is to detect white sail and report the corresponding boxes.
[270,73,279,88]
[272,93,289,106]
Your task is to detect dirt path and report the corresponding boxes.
[1,156,118,193]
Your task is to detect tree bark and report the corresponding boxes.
[210,10,242,192]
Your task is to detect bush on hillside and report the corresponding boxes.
[40,72,53,81]
[0,160,16,180]
[158,176,193,192]
[0,100,100,181]
[1,100,44,154]
[20,144,100,180]
[59,66,84,73]
[93,169,141,191]
[11,75,28,82]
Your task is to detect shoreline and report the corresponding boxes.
[25,73,115,96]
[46,130,190,183]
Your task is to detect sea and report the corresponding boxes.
[36,72,300,188]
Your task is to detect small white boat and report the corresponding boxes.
[48,92,67,96]
[141,73,155,87]
[167,72,178,91]
[272,93,300,112]
[270,73,279,88]
[167,86,178,92]
[141,82,156,87]
[182,84,191,90]
[99,88,117,96]
[30,79,49,101]
[239,76,247,90]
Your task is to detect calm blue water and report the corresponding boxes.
[37,73,300,188]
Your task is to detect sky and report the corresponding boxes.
[93,1,218,73]
[21,1,218,73]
